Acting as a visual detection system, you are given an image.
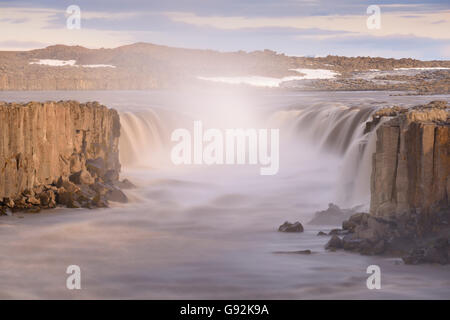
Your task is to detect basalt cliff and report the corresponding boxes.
[323,101,450,264]
[0,101,132,214]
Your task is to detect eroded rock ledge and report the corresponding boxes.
[325,101,449,264]
[0,101,132,214]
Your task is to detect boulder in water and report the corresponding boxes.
[278,221,304,233]
[325,235,343,250]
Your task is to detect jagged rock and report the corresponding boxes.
[104,169,120,183]
[3,198,15,208]
[69,170,95,186]
[0,101,120,204]
[317,231,327,236]
[370,101,449,219]
[105,188,128,203]
[114,179,136,189]
[328,229,349,236]
[86,158,106,177]
[26,196,41,206]
[342,236,365,251]
[39,190,56,208]
[342,220,357,232]
[32,185,44,195]
[325,235,343,250]
[92,194,109,208]
[67,200,81,209]
[56,187,72,206]
[78,185,96,199]
[91,181,113,196]
[403,237,449,265]
[308,203,364,225]
[56,177,80,193]
[278,221,304,233]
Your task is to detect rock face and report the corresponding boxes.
[0,101,127,211]
[308,203,365,225]
[278,221,304,233]
[369,101,449,222]
[323,101,449,264]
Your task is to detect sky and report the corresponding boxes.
[0,0,449,59]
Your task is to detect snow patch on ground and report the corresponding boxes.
[29,59,116,68]
[81,64,116,68]
[394,67,450,71]
[198,68,339,88]
[30,59,76,66]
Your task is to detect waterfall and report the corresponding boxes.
[119,101,383,208]
[271,102,379,207]
[119,110,168,168]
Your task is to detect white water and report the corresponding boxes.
[0,90,449,299]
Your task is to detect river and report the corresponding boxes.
[0,89,449,299]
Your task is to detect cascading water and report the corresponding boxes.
[119,110,168,168]
[270,102,379,208]
[1,90,448,299]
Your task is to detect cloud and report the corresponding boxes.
[0,40,49,50]
[0,7,137,49]
[0,1,448,60]
[165,10,450,40]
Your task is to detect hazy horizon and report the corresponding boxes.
[2,41,450,61]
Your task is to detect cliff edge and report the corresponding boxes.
[0,101,131,213]
[325,101,449,264]
[370,101,449,221]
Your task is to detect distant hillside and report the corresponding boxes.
[0,42,449,90]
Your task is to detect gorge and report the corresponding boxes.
[0,90,448,298]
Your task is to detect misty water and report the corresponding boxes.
[0,89,449,299]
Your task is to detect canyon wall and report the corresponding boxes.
[0,101,122,209]
[324,101,449,264]
[370,101,449,219]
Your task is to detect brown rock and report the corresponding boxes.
[370,102,450,220]
[325,235,343,250]
[105,188,128,203]
[69,170,95,185]
[0,101,120,201]
[278,221,304,233]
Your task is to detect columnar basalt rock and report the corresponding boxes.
[324,101,449,264]
[369,101,449,220]
[0,101,130,212]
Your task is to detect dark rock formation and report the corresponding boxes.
[278,221,304,232]
[325,211,449,264]
[273,249,312,255]
[308,203,365,225]
[0,101,131,213]
[369,101,449,222]
[325,235,343,250]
